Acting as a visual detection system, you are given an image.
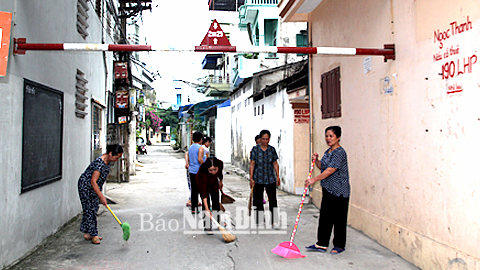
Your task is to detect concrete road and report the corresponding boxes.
[5,144,419,270]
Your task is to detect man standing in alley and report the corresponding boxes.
[249,129,281,227]
[186,131,204,214]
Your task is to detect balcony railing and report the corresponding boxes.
[205,75,231,84]
[245,0,278,4]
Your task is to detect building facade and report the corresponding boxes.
[280,0,480,268]
[0,1,119,268]
[230,61,309,193]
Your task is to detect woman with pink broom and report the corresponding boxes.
[305,126,350,254]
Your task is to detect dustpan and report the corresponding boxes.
[271,158,315,259]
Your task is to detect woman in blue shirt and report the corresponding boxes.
[249,129,281,226]
[305,126,350,254]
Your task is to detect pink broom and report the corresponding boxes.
[271,158,316,259]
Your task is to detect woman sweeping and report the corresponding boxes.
[305,126,350,254]
[196,157,224,234]
[78,144,123,244]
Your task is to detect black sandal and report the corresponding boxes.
[305,244,327,252]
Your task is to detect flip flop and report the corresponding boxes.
[330,247,345,254]
[84,234,102,241]
[305,244,327,253]
[91,236,101,244]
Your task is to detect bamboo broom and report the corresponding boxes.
[211,217,236,243]
[247,186,254,216]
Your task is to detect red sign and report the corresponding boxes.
[294,109,310,124]
[199,19,231,46]
[115,90,129,109]
[0,12,13,77]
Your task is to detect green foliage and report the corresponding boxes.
[243,53,259,59]
[157,107,179,130]
[172,125,181,149]
[189,115,207,134]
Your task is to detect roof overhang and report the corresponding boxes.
[202,54,224,70]
[279,0,324,22]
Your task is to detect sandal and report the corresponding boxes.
[306,244,327,253]
[84,234,103,241]
[91,236,101,245]
[330,247,345,254]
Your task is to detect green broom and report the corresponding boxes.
[106,205,131,241]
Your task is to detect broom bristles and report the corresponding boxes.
[211,217,236,243]
[218,226,236,243]
[122,222,131,241]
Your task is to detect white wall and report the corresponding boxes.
[215,106,232,163]
[252,88,295,192]
[0,1,112,268]
[230,65,301,193]
[231,80,257,169]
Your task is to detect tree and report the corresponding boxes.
[157,107,179,131]
[145,110,163,133]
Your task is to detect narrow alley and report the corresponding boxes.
[6,144,418,270]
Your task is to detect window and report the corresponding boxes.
[244,99,247,107]
[321,67,341,119]
[296,30,308,56]
[254,107,256,116]
[92,103,103,160]
[262,104,264,115]
[265,19,278,58]
[93,104,102,151]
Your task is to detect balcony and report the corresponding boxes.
[239,0,278,29]
[233,55,261,86]
[201,75,232,97]
[202,54,224,70]
[246,0,278,4]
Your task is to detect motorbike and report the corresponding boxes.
[136,137,147,155]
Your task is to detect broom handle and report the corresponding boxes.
[210,215,222,228]
[106,204,122,226]
[289,157,316,245]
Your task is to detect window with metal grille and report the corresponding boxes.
[321,67,341,119]
[93,104,102,150]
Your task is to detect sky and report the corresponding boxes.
[138,0,213,105]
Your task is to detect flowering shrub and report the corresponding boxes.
[146,111,163,132]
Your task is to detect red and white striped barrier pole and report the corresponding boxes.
[14,38,395,60]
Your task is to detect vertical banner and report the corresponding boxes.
[0,11,12,77]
